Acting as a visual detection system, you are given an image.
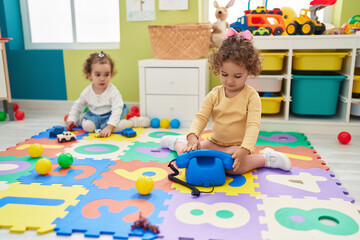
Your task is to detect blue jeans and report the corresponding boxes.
[83,104,129,129]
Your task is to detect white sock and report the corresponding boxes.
[261,147,292,171]
[160,135,187,150]
[82,119,96,132]
[130,116,150,128]
[113,119,133,132]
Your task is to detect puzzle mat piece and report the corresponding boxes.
[54,187,171,239]
[0,181,9,191]
[159,191,266,240]
[135,128,187,143]
[31,126,88,140]
[0,137,75,158]
[60,139,130,160]
[257,131,312,148]
[0,155,39,183]
[119,141,178,163]
[94,160,174,192]
[18,158,115,187]
[0,182,88,234]
[171,169,260,196]
[82,127,147,142]
[256,167,354,202]
[255,145,329,170]
[258,195,360,240]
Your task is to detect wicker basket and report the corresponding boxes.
[148,23,212,60]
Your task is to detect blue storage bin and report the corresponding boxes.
[291,72,347,115]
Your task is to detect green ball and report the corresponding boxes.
[58,153,73,168]
[0,112,6,121]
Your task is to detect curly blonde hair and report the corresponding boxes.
[83,51,117,79]
[209,36,262,76]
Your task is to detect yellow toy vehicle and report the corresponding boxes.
[286,9,325,35]
[342,15,360,34]
[251,6,266,14]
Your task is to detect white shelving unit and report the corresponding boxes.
[252,34,360,135]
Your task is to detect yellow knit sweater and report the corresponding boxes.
[188,84,261,153]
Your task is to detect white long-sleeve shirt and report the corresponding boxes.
[67,83,124,127]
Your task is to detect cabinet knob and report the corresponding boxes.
[170,107,174,110]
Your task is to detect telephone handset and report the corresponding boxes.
[168,150,234,197]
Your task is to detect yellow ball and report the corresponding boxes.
[136,176,154,195]
[28,143,43,158]
[160,119,170,129]
[35,158,52,175]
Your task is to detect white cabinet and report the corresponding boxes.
[252,35,360,134]
[138,59,209,127]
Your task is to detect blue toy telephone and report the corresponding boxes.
[168,149,234,197]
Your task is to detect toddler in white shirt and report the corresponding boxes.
[66,52,149,137]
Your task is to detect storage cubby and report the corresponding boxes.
[253,35,360,133]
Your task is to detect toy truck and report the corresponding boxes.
[120,127,137,138]
[57,131,76,143]
[230,13,286,35]
[286,8,325,35]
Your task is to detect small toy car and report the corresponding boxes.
[57,131,76,143]
[94,129,101,138]
[251,6,266,14]
[269,8,283,15]
[49,126,65,138]
[120,127,137,138]
[253,27,271,36]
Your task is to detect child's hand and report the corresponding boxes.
[66,121,77,131]
[185,133,200,152]
[98,125,114,138]
[231,148,250,172]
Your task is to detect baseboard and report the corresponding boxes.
[6,99,140,112]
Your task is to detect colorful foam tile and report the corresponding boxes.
[53,187,171,239]
[94,159,174,192]
[258,195,360,240]
[0,138,75,158]
[0,155,39,183]
[0,182,88,234]
[256,167,354,202]
[158,191,267,240]
[171,169,260,196]
[135,128,186,143]
[32,126,88,140]
[255,145,328,170]
[119,141,178,163]
[18,158,115,187]
[256,131,312,148]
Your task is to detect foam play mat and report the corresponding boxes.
[0,127,359,240]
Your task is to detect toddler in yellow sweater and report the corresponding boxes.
[161,29,291,174]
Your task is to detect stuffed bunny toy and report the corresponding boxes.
[211,0,235,47]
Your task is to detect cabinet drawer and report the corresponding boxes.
[146,95,198,121]
[145,68,198,95]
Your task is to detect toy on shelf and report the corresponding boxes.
[211,0,235,47]
[342,15,360,34]
[252,27,271,36]
[230,6,286,35]
[28,143,43,158]
[35,158,52,175]
[168,149,234,197]
[131,212,160,234]
[338,131,351,144]
[58,152,73,168]
[57,131,76,143]
[49,126,65,138]
[136,176,154,195]
[120,127,137,138]
[125,106,139,120]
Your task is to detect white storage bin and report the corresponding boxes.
[247,75,284,92]
[350,99,360,116]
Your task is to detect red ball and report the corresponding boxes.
[12,103,19,112]
[64,114,69,122]
[131,106,139,113]
[15,111,25,120]
[338,131,351,144]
